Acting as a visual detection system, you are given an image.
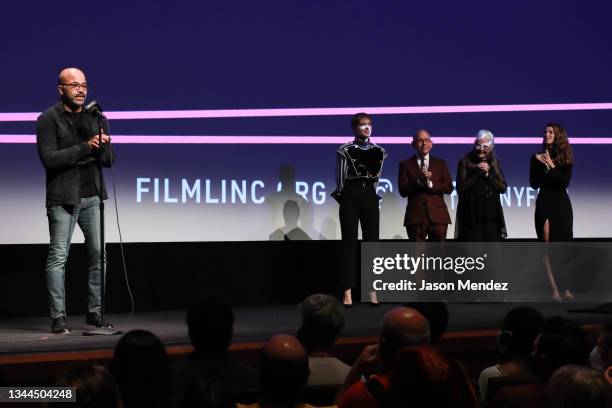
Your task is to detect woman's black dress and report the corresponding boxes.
[529,154,573,241]
[455,154,508,241]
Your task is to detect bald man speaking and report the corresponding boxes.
[36,68,115,334]
[398,130,453,241]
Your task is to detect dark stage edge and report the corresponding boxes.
[1,303,611,355]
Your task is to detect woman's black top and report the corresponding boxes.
[455,152,508,240]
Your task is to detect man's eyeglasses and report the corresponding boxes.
[475,144,491,151]
[60,82,88,90]
[414,139,432,145]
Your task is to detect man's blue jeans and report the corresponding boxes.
[46,196,102,319]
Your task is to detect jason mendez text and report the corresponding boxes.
[372,279,509,291]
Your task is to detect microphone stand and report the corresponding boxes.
[84,110,120,336]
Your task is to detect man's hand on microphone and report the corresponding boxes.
[418,168,431,182]
[87,134,111,150]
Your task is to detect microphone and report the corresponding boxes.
[480,155,491,177]
[85,100,105,117]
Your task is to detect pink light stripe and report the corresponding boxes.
[0,135,36,143]
[2,135,612,145]
[1,102,612,122]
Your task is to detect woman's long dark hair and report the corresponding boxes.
[545,123,574,166]
[110,330,172,408]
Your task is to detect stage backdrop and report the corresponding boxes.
[1,1,611,243]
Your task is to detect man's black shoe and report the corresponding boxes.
[86,312,114,328]
[51,316,71,334]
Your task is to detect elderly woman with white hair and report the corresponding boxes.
[455,130,508,241]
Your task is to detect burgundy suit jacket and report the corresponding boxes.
[398,155,453,226]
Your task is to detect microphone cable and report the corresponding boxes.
[104,118,136,323]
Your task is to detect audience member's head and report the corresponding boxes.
[187,297,234,357]
[605,366,612,385]
[533,316,589,379]
[545,365,612,408]
[110,329,172,408]
[378,307,430,370]
[590,323,612,371]
[55,364,122,408]
[387,346,478,408]
[497,306,543,360]
[175,378,234,408]
[258,334,310,405]
[403,302,449,345]
[297,293,345,353]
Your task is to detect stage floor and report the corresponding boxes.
[1,303,610,355]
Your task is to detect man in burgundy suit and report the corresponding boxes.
[398,130,453,241]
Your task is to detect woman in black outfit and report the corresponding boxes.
[332,112,387,306]
[529,123,574,301]
[455,130,508,241]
